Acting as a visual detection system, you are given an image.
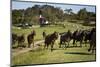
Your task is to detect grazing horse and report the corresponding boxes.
[17,34,25,47]
[27,30,36,48]
[72,30,85,47]
[59,30,72,48]
[88,28,96,53]
[12,33,18,45]
[44,31,59,52]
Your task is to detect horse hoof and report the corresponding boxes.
[88,49,90,52]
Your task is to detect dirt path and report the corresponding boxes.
[12,40,44,56]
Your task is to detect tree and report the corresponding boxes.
[64,8,72,15]
[77,8,88,20]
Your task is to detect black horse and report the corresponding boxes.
[44,31,59,52]
[27,30,36,48]
[59,30,72,48]
[83,29,91,46]
[72,30,85,47]
[88,28,96,53]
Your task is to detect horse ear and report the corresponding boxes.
[33,29,36,33]
[54,31,57,33]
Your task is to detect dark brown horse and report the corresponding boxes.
[44,31,59,52]
[17,34,25,47]
[12,33,25,48]
[12,33,18,45]
[27,30,36,48]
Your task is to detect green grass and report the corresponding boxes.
[12,21,94,42]
[12,21,96,66]
[12,43,96,66]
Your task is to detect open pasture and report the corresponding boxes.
[12,21,96,66]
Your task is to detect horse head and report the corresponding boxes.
[31,30,36,36]
[53,31,59,40]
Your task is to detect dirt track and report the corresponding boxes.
[12,40,44,56]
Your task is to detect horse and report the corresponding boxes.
[88,28,96,54]
[59,30,72,48]
[17,34,25,47]
[72,30,85,47]
[12,33,18,45]
[83,29,91,46]
[44,31,59,52]
[27,30,36,48]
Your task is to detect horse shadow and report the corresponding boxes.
[48,46,83,51]
[64,52,94,55]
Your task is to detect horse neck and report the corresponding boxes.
[90,29,95,37]
[29,33,34,38]
[73,31,78,35]
[68,31,71,35]
[51,33,57,39]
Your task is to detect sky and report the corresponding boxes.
[12,1,96,13]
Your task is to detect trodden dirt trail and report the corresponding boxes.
[12,40,44,56]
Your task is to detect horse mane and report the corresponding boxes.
[45,32,58,41]
[89,28,96,38]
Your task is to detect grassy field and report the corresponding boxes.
[12,21,96,66]
[12,21,94,42]
[12,43,96,66]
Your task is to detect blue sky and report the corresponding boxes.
[12,1,96,13]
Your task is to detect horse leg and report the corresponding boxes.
[94,44,96,54]
[18,41,20,47]
[51,44,53,52]
[27,39,30,48]
[73,39,75,47]
[92,45,94,53]
[28,44,30,48]
[80,40,82,47]
[44,43,46,49]
[85,40,87,47]
[92,43,96,54]
[44,43,48,50]
[33,42,34,48]
[59,40,62,48]
[12,40,15,45]
[88,41,92,52]
[51,42,54,52]
[47,44,49,49]
[28,42,31,48]
[65,42,67,49]
[68,41,70,47]
[32,39,34,47]
[75,40,77,47]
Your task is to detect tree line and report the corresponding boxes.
[12,5,96,25]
